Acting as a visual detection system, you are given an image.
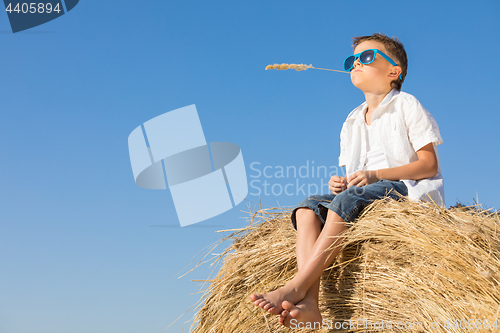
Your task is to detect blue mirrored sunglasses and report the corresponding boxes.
[344,49,402,80]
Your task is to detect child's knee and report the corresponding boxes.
[295,207,315,220]
[295,208,322,228]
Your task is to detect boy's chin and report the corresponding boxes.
[352,81,389,92]
[352,81,369,91]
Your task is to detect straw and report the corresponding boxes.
[265,63,350,74]
[188,198,500,332]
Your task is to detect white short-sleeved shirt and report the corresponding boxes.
[339,89,445,207]
[364,122,390,170]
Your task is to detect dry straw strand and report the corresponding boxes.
[265,63,313,71]
[265,63,350,73]
[188,199,500,333]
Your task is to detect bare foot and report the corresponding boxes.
[249,284,305,315]
[278,299,322,328]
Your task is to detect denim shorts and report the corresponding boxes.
[290,179,408,230]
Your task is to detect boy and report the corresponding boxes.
[250,33,444,328]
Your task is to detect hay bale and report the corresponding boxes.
[190,199,500,332]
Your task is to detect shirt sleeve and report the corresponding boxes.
[402,95,443,152]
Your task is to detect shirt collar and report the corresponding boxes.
[346,88,400,124]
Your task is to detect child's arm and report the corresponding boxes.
[347,143,438,187]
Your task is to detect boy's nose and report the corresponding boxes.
[353,58,362,68]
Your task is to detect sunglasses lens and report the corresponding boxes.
[344,56,355,71]
[360,50,375,64]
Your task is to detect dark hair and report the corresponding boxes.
[352,33,408,91]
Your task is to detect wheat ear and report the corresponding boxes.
[265,63,349,73]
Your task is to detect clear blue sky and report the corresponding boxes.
[1,1,499,332]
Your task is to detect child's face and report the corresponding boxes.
[350,40,397,93]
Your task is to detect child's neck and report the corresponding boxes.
[363,87,393,113]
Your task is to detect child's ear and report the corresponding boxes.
[389,66,402,78]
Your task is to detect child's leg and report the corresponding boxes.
[250,209,348,315]
[278,207,322,326]
[294,208,323,304]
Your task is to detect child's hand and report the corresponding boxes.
[329,176,347,194]
[347,170,379,188]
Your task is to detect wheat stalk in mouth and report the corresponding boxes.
[265,63,313,71]
[265,63,349,73]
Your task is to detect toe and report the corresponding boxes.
[283,311,293,327]
[282,300,295,312]
[268,306,282,315]
[255,299,266,307]
[279,310,289,325]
